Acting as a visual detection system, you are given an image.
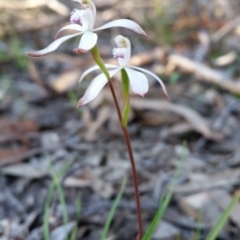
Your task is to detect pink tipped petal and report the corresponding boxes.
[27,33,81,57]
[55,24,83,39]
[93,19,147,36]
[129,66,170,100]
[79,64,118,83]
[125,68,149,97]
[77,31,98,52]
[73,48,88,55]
[78,68,120,107]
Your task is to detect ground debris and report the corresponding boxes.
[1,0,240,239]
[178,191,222,226]
[50,222,76,240]
[153,221,180,240]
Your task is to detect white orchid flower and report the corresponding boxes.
[26,0,147,57]
[77,35,170,107]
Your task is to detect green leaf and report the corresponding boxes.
[206,191,240,240]
[121,68,130,99]
[100,177,127,240]
[91,45,110,80]
[121,69,130,127]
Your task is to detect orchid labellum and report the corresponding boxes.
[77,35,170,107]
[26,0,147,57]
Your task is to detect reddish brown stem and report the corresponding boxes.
[90,46,143,238]
[108,80,143,239]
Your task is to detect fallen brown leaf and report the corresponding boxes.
[0,118,39,135]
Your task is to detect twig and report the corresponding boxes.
[194,31,210,62]
[167,54,240,94]
[0,148,42,167]
[211,15,240,42]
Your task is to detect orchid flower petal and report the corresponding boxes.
[26,33,82,57]
[55,24,83,39]
[112,48,125,58]
[70,9,82,24]
[74,31,97,54]
[78,68,120,107]
[125,68,149,97]
[73,0,96,22]
[93,19,147,36]
[129,66,170,100]
[89,0,96,24]
[83,0,97,25]
[80,8,94,30]
[79,64,118,83]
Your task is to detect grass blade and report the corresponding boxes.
[43,184,55,240]
[70,193,82,240]
[43,159,74,240]
[142,187,173,240]
[48,158,69,226]
[100,177,127,240]
[206,191,240,240]
[143,143,186,240]
[191,211,202,240]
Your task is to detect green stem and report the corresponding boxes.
[91,45,143,239]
